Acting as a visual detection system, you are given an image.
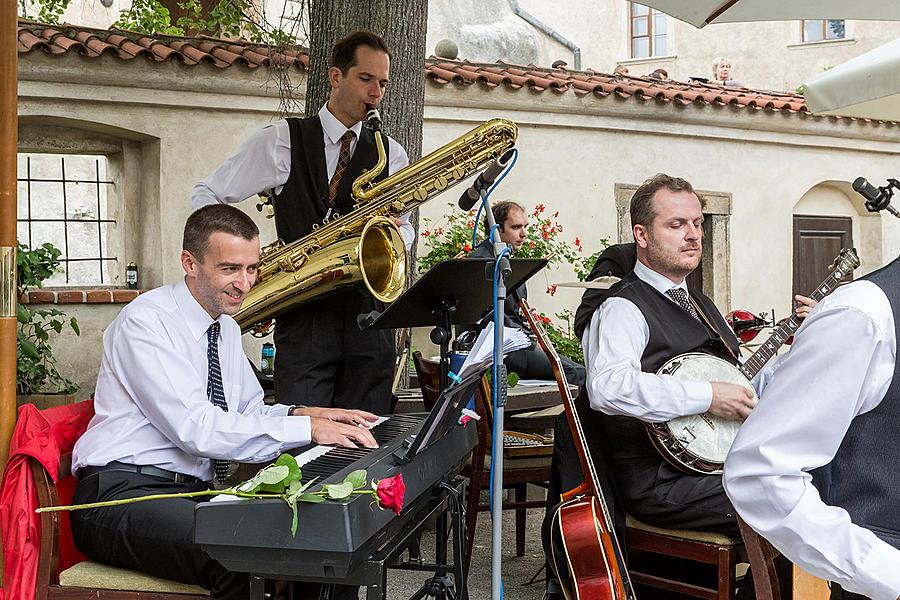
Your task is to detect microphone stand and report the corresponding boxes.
[480,189,511,600]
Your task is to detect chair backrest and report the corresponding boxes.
[412,351,442,411]
[737,515,782,600]
[31,453,72,599]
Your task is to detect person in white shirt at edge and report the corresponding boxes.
[191,31,412,421]
[581,173,813,598]
[724,255,900,600]
[70,204,378,599]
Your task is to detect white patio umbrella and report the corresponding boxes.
[634,0,900,28]
[804,37,900,121]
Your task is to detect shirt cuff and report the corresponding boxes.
[681,380,714,415]
[849,540,900,600]
[280,416,312,446]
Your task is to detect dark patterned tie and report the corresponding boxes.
[328,130,356,205]
[666,287,701,322]
[206,322,230,484]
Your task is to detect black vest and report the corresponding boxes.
[602,271,741,461]
[812,256,900,549]
[273,116,391,244]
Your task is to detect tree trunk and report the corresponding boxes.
[305,1,427,162]
[306,0,428,388]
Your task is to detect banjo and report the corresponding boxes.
[646,248,860,475]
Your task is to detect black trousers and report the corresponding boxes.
[274,290,393,413]
[831,584,870,599]
[505,345,586,386]
[71,469,248,599]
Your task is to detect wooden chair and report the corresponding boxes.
[31,452,209,599]
[411,351,442,410]
[625,515,743,600]
[737,515,782,600]
[410,353,552,573]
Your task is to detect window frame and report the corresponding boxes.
[629,2,667,59]
[801,19,846,43]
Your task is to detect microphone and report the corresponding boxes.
[365,105,382,133]
[852,177,900,218]
[457,149,516,210]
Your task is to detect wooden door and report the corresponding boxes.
[793,216,853,297]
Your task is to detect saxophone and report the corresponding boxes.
[235,113,518,333]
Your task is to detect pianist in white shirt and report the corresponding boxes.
[70,204,378,599]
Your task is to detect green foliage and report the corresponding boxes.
[417,203,600,276]
[16,242,80,396]
[541,309,583,365]
[235,455,375,535]
[418,204,609,364]
[19,0,73,25]
[20,0,297,44]
[113,0,183,35]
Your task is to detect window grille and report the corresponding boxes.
[17,153,117,286]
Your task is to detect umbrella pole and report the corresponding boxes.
[0,4,18,471]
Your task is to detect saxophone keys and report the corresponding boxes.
[391,201,405,213]
[434,174,449,190]
[413,186,428,201]
[452,166,465,179]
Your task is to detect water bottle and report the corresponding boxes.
[260,343,275,376]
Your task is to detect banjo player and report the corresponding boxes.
[579,173,813,597]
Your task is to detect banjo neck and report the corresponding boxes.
[739,248,859,380]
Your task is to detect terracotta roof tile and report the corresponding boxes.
[14,19,896,127]
[16,18,308,71]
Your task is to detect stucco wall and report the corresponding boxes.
[18,50,900,395]
[427,2,900,93]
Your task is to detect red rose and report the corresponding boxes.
[376,474,406,516]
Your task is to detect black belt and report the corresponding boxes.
[77,461,202,484]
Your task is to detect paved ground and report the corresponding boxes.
[385,488,548,600]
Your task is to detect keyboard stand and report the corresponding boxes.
[363,477,468,600]
[245,478,468,600]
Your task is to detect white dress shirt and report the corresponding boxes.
[581,260,716,422]
[72,279,312,481]
[724,280,900,600]
[191,104,415,249]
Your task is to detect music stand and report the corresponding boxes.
[364,258,546,391]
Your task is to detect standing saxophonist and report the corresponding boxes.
[192,31,413,418]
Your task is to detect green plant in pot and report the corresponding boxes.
[16,241,80,409]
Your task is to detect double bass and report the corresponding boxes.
[521,300,635,600]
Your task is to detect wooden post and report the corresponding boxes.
[1,4,18,471]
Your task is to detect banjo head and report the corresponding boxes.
[657,353,755,466]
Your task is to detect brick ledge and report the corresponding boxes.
[22,288,146,304]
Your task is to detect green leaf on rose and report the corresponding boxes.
[236,464,290,493]
[324,481,353,500]
[274,453,301,483]
[343,469,367,489]
[297,493,326,503]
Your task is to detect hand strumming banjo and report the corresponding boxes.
[646,248,860,475]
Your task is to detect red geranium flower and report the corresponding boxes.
[463,244,472,252]
[376,474,406,515]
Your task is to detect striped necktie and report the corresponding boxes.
[328,130,356,205]
[206,321,230,484]
[665,287,701,322]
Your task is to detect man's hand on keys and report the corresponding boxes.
[298,406,379,427]
[310,418,378,448]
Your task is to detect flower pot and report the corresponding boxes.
[16,393,77,411]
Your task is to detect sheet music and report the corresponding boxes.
[455,321,531,380]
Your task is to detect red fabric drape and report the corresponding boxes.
[0,400,94,600]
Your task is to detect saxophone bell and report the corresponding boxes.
[365,105,382,132]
